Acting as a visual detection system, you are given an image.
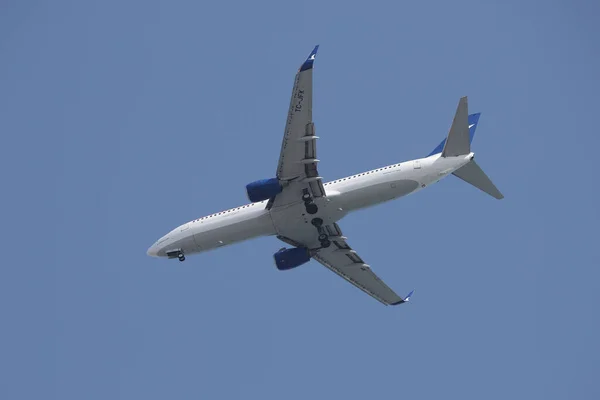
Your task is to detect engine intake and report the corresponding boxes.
[274,247,311,271]
[246,178,282,203]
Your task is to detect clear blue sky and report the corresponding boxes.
[1,1,598,399]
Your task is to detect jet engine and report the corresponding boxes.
[274,247,311,271]
[246,178,282,203]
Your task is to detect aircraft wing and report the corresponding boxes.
[269,46,325,208]
[284,223,413,306]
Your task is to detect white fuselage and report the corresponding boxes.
[147,153,474,258]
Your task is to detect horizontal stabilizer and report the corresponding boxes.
[453,160,504,199]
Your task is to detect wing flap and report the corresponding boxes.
[311,224,407,306]
[314,253,404,305]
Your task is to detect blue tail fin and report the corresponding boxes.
[427,113,481,156]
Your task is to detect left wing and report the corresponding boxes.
[295,223,413,306]
[270,46,325,208]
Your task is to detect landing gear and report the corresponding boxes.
[302,189,319,215]
[305,203,318,214]
[166,249,185,262]
[313,219,329,248]
[311,217,323,227]
[301,190,330,249]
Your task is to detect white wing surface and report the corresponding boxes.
[281,223,414,306]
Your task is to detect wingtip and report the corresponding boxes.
[469,112,481,121]
[390,289,415,306]
[300,45,320,71]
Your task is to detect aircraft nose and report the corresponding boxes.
[147,245,160,257]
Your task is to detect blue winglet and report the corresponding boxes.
[300,45,319,71]
[390,289,415,306]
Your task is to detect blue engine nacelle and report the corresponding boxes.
[274,247,311,271]
[246,178,283,203]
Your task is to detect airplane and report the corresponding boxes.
[147,45,503,306]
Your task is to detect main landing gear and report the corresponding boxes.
[302,190,329,248]
[302,189,318,215]
[311,217,331,249]
[178,252,186,262]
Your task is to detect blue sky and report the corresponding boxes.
[1,0,599,399]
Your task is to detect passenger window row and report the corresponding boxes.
[324,164,401,186]
[192,201,262,223]
[193,163,401,221]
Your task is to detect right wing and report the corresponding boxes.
[307,223,413,306]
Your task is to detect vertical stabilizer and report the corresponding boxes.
[427,97,504,199]
[442,96,471,157]
[427,113,480,157]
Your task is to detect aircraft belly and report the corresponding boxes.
[270,196,347,247]
[341,179,419,211]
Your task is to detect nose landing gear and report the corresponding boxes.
[167,249,186,262]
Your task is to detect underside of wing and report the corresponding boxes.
[270,46,325,209]
[306,224,412,306]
